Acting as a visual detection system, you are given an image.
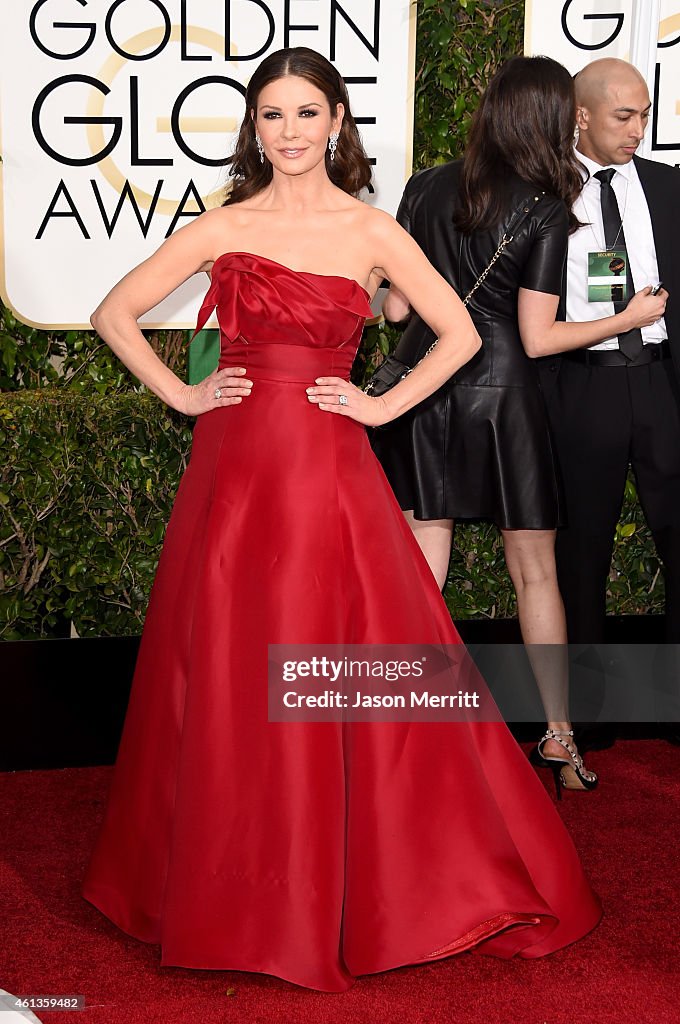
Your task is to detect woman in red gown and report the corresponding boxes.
[82,46,601,992]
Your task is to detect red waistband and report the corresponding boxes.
[218,342,354,382]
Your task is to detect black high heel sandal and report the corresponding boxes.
[530,728,599,800]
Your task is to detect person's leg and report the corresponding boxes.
[629,359,680,643]
[650,526,680,643]
[648,526,680,736]
[555,529,616,645]
[628,358,680,735]
[502,530,565,643]
[546,361,632,752]
[546,360,632,644]
[502,529,569,747]
[502,528,598,787]
[402,512,454,591]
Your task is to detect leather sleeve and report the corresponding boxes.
[396,181,413,235]
[520,199,569,296]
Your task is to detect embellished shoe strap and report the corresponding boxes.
[540,729,596,782]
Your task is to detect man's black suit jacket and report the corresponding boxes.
[635,155,680,375]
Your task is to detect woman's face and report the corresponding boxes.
[253,75,344,177]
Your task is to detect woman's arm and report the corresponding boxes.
[518,286,668,358]
[517,196,668,356]
[308,212,481,426]
[90,209,252,415]
[382,284,411,324]
[381,176,415,325]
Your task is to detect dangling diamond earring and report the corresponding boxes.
[256,134,264,164]
[328,131,339,162]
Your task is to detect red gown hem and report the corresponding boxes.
[83,883,599,992]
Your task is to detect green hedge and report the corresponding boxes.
[0,392,191,639]
[0,0,664,638]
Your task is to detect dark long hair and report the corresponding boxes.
[454,56,583,233]
[223,47,372,205]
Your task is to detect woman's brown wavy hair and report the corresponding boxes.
[454,55,584,234]
[223,47,372,205]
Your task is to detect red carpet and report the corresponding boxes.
[1,741,678,1024]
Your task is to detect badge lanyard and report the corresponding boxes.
[583,175,629,252]
[583,176,630,303]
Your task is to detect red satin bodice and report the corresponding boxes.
[195,251,372,379]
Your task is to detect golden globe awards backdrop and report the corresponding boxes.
[525,0,680,166]
[0,1,416,329]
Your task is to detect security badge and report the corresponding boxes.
[587,249,629,302]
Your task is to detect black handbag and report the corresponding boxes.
[364,192,544,397]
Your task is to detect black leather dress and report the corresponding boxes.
[371,160,567,529]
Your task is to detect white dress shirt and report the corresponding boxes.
[567,151,666,349]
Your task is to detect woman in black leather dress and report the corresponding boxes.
[372,56,666,790]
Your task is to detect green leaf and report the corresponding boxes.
[434,25,453,48]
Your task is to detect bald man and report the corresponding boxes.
[540,58,680,646]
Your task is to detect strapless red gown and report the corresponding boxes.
[82,253,601,991]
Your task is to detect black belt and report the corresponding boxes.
[564,340,670,367]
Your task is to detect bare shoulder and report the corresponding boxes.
[354,203,403,242]
[166,204,250,266]
[166,205,229,250]
[194,204,244,235]
[350,205,420,282]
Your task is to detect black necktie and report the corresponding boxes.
[594,168,643,360]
